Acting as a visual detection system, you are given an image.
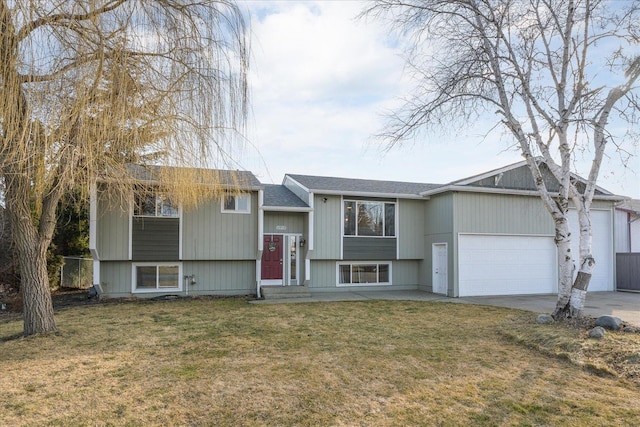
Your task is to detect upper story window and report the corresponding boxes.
[222,194,250,214]
[344,200,395,237]
[134,192,178,217]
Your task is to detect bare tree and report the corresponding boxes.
[0,0,249,336]
[362,0,640,319]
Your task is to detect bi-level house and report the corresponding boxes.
[90,160,622,298]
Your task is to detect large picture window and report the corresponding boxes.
[344,200,395,237]
[133,263,181,292]
[134,192,178,217]
[337,262,391,286]
[222,194,250,214]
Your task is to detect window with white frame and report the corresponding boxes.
[337,262,391,286]
[134,191,178,217]
[222,194,250,213]
[133,263,181,292]
[343,200,395,237]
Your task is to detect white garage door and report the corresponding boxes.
[568,209,613,292]
[458,234,557,297]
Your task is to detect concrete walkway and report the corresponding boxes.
[251,290,640,326]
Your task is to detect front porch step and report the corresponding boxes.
[261,285,311,300]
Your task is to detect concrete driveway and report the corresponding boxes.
[253,290,640,326]
[457,292,640,326]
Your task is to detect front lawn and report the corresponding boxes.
[1,298,639,425]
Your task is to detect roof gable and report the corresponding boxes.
[443,160,613,197]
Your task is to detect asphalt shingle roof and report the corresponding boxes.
[263,184,309,208]
[286,174,442,197]
[126,164,262,189]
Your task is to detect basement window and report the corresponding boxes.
[133,263,182,292]
[337,262,391,286]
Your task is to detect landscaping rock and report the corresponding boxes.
[589,326,606,339]
[536,314,554,324]
[595,315,622,331]
[623,326,638,333]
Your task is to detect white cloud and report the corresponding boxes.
[241,1,417,183]
[236,1,639,198]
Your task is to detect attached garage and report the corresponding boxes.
[457,210,614,297]
[423,160,619,298]
[458,234,557,297]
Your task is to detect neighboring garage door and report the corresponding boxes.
[568,209,613,292]
[458,234,557,297]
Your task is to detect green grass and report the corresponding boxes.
[1,298,639,426]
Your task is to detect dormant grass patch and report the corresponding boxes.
[2,299,639,426]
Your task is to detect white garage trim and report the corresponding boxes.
[568,208,614,292]
[458,233,558,297]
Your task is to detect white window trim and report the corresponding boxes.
[335,261,393,287]
[133,191,180,218]
[342,199,396,238]
[132,262,183,293]
[221,194,251,214]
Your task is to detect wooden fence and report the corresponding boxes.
[617,253,640,292]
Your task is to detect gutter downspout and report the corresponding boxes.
[305,192,314,284]
[630,214,640,252]
[629,212,632,253]
[257,189,264,298]
[89,182,100,287]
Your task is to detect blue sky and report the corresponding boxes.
[238,1,639,198]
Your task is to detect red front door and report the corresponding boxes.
[261,235,283,280]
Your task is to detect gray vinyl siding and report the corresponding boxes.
[425,194,454,235]
[181,193,258,260]
[132,217,179,261]
[264,212,305,234]
[312,194,341,259]
[454,192,554,235]
[343,237,396,260]
[398,199,425,259]
[615,210,630,252]
[96,190,129,260]
[392,260,420,286]
[422,194,454,294]
[307,260,332,289]
[99,260,255,298]
[308,260,419,292]
[183,260,255,295]
[99,261,132,297]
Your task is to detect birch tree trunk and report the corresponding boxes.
[552,215,575,318]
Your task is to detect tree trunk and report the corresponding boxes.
[552,216,575,319]
[5,175,58,336]
[17,239,57,336]
[553,206,594,319]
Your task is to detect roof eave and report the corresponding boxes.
[262,206,313,212]
[97,176,262,191]
[310,189,428,200]
[420,185,625,201]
